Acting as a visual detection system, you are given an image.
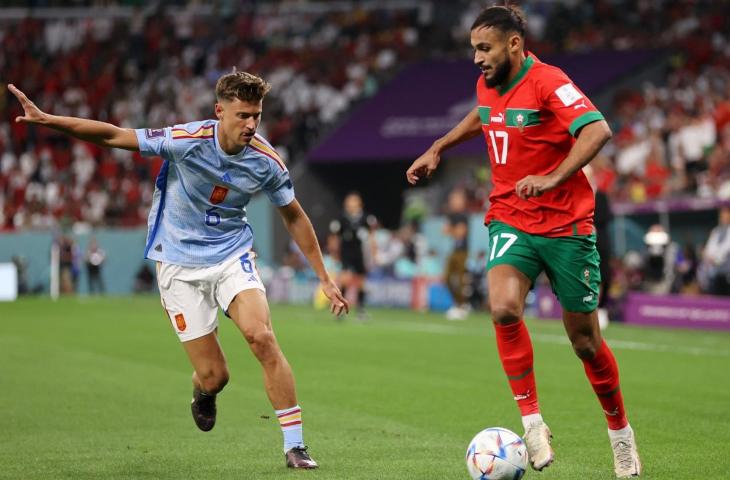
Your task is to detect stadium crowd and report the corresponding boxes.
[1,1,729,298]
[0,2,426,230]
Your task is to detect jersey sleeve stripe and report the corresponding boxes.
[249,137,280,159]
[249,138,286,169]
[249,143,286,171]
[172,134,214,140]
[172,130,214,139]
[171,123,215,136]
[568,111,604,137]
[172,126,214,135]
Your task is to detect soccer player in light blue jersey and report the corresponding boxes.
[9,72,348,470]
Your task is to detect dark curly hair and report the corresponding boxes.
[471,4,526,37]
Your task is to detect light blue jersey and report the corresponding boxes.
[135,120,294,267]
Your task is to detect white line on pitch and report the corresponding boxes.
[379,320,730,357]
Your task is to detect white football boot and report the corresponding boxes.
[523,420,554,471]
[609,425,642,477]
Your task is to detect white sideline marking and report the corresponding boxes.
[532,332,730,357]
[380,320,730,357]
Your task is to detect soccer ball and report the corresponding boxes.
[465,427,528,480]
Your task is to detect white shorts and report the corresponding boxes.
[156,250,265,342]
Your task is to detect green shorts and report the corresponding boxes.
[486,220,601,313]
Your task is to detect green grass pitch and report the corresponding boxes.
[1,296,729,479]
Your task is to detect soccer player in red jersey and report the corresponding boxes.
[407,6,641,478]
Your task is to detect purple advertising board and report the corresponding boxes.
[308,50,660,163]
[623,292,730,331]
[536,286,730,331]
[612,197,730,215]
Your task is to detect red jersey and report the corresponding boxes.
[477,53,604,237]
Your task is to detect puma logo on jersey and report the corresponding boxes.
[490,112,504,123]
[573,101,587,110]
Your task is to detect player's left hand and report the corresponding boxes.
[320,279,349,316]
[515,174,560,199]
[8,84,48,124]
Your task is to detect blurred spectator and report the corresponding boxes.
[133,262,155,294]
[57,234,79,294]
[699,207,730,295]
[370,222,404,279]
[282,239,310,278]
[642,224,678,294]
[322,233,342,277]
[673,242,700,294]
[11,255,29,295]
[617,250,645,295]
[443,188,470,321]
[393,223,426,280]
[466,250,488,311]
[585,165,614,329]
[85,236,106,295]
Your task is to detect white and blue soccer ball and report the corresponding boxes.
[465,427,528,480]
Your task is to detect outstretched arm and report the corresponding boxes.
[9,84,139,151]
[277,199,349,316]
[515,120,612,199]
[406,106,482,185]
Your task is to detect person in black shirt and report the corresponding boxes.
[330,192,375,316]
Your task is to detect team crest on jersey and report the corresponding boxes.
[209,185,229,204]
[174,313,187,332]
[583,267,591,285]
[145,128,165,139]
[516,113,525,132]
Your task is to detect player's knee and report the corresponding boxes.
[199,366,229,394]
[244,329,279,359]
[571,337,598,360]
[489,301,522,325]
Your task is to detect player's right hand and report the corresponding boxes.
[8,84,48,124]
[406,146,441,185]
[320,279,349,317]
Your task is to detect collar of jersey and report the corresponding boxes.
[497,54,535,96]
[214,122,248,159]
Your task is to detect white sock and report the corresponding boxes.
[608,424,632,438]
[276,405,304,453]
[521,413,544,430]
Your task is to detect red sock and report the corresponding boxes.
[494,320,539,415]
[582,340,628,430]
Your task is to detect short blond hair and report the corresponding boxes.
[215,71,271,103]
